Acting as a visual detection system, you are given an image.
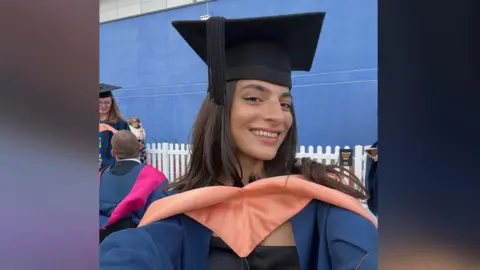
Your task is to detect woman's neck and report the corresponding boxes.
[99,113,108,121]
[237,155,264,186]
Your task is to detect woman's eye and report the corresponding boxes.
[243,96,261,102]
[281,103,292,109]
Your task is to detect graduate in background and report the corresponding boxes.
[365,142,378,217]
[128,116,148,163]
[100,12,378,270]
[99,83,130,170]
[99,130,168,243]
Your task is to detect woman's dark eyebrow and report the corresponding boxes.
[241,84,291,98]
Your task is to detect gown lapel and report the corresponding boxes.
[181,201,322,270]
[181,215,212,270]
[290,201,317,270]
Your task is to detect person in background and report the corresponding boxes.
[99,130,168,243]
[129,116,147,164]
[365,141,378,217]
[99,83,130,170]
[100,13,377,270]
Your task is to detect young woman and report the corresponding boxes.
[128,116,147,163]
[99,83,130,170]
[100,12,378,270]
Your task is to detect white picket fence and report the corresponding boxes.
[145,143,372,185]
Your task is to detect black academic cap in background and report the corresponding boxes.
[172,12,326,105]
[99,83,121,98]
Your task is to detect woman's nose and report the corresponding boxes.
[262,101,284,123]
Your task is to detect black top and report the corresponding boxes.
[172,12,326,105]
[208,237,301,270]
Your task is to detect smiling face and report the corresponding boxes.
[130,117,140,128]
[99,97,112,115]
[167,80,298,191]
[230,79,294,161]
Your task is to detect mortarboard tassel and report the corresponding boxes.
[206,16,227,106]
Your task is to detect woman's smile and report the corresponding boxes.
[250,128,283,146]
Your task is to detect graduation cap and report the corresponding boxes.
[99,83,121,98]
[172,12,326,105]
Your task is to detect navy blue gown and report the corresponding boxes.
[99,119,130,170]
[100,195,378,270]
[99,160,169,243]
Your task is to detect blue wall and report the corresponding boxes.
[100,0,377,147]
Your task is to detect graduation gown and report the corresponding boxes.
[365,141,378,216]
[100,175,378,269]
[99,160,168,243]
[99,119,130,170]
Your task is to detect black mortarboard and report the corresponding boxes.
[172,12,325,105]
[99,83,121,98]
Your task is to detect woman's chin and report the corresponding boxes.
[249,150,278,161]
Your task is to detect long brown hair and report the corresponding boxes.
[105,97,126,124]
[169,81,368,200]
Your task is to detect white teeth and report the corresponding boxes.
[252,130,279,138]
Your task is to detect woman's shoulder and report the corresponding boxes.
[113,119,130,130]
[314,200,376,224]
[118,118,129,125]
[315,200,377,244]
[323,200,374,221]
[100,217,184,268]
[313,201,377,269]
[129,125,140,134]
